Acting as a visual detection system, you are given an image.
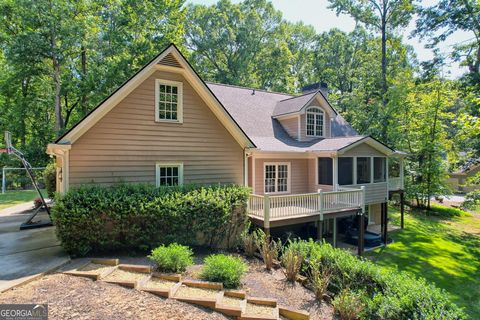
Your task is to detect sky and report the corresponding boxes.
[187,0,474,79]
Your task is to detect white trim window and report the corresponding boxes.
[306,107,324,137]
[155,79,183,123]
[156,162,184,187]
[264,162,290,194]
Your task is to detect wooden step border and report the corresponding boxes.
[63,259,311,319]
[100,264,151,289]
[215,290,246,317]
[63,258,119,280]
[138,273,182,298]
[173,280,223,309]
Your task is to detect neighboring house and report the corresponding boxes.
[448,159,480,193]
[47,44,406,254]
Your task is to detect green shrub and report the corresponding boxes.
[462,190,480,210]
[281,244,303,282]
[429,204,471,217]
[148,243,193,273]
[332,289,365,320]
[201,254,247,288]
[286,239,466,320]
[43,162,56,198]
[253,229,282,271]
[308,263,331,300]
[240,221,257,257]
[51,184,250,256]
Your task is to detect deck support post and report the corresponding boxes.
[358,211,365,256]
[317,220,323,241]
[381,202,388,245]
[264,195,270,236]
[333,217,337,248]
[400,191,405,229]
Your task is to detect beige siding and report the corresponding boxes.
[299,100,331,141]
[369,203,382,225]
[69,70,244,187]
[253,158,310,195]
[279,116,299,140]
[342,143,384,157]
[354,182,388,204]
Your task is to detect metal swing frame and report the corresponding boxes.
[4,131,53,230]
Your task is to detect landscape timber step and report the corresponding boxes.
[241,297,279,320]
[63,259,119,280]
[173,280,223,309]
[62,258,311,319]
[138,273,182,298]
[100,264,151,289]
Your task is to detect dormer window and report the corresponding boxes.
[306,107,324,137]
[155,79,183,123]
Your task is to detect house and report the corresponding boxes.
[448,159,480,193]
[47,44,406,254]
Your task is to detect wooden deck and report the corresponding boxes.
[248,188,364,228]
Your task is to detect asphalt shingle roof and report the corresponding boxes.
[207,82,361,152]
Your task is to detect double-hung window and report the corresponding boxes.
[155,79,183,123]
[264,163,290,194]
[156,163,184,187]
[306,107,324,137]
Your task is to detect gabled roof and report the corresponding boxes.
[272,90,338,117]
[207,82,364,153]
[54,44,255,149]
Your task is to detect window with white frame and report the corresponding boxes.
[264,163,290,194]
[306,107,324,137]
[155,79,183,122]
[374,157,386,182]
[156,163,183,187]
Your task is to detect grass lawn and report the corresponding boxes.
[0,189,46,210]
[366,205,480,319]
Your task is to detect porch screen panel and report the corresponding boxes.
[357,157,371,184]
[318,157,333,185]
[265,165,276,193]
[338,157,353,185]
[374,157,386,182]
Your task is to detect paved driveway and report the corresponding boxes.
[0,206,69,291]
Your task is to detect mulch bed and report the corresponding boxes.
[0,274,227,320]
[1,254,334,320]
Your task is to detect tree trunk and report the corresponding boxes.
[80,43,88,115]
[380,12,388,142]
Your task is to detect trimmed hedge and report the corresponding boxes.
[52,184,250,256]
[287,239,466,320]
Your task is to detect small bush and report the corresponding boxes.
[240,222,257,258]
[254,229,282,271]
[308,264,331,300]
[429,204,471,217]
[43,162,56,198]
[148,243,193,273]
[282,245,303,282]
[333,289,365,320]
[201,254,247,288]
[462,190,480,210]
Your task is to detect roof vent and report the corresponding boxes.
[301,82,328,98]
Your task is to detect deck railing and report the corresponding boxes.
[248,187,365,228]
[388,177,403,191]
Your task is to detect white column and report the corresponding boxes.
[400,157,404,189]
[332,156,338,190]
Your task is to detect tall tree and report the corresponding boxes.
[327,0,414,142]
[415,0,480,85]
